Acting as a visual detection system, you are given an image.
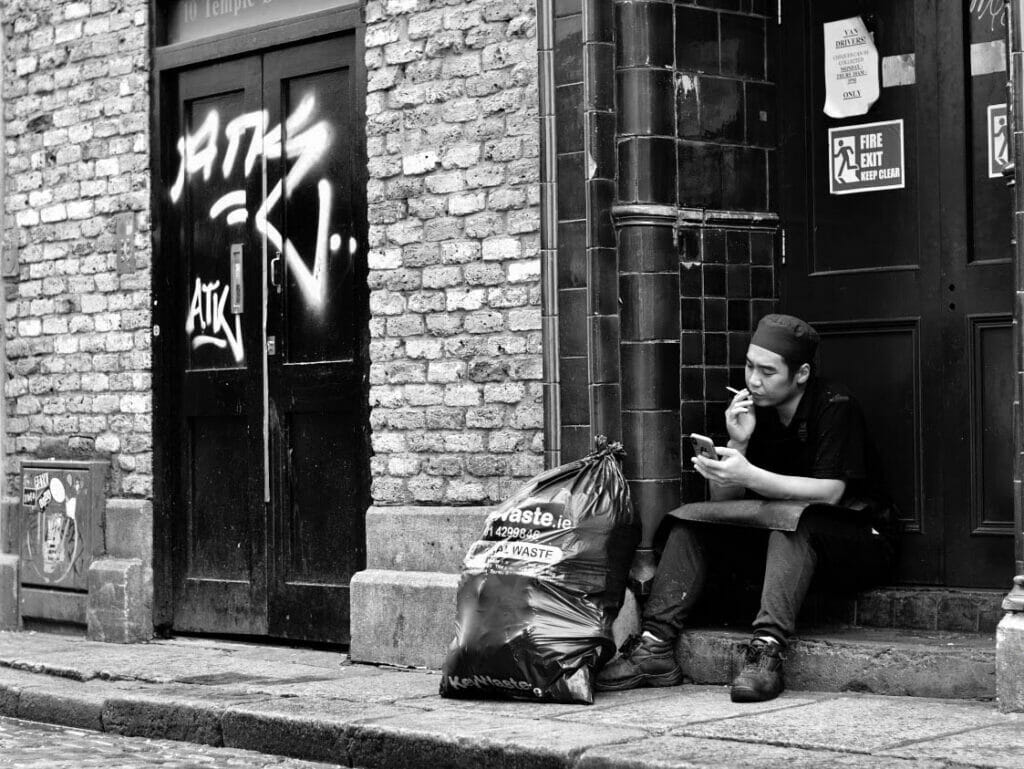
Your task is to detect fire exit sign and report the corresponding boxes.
[828,119,906,195]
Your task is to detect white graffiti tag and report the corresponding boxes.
[186,277,245,363]
[172,95,353,359]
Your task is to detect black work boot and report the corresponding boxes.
[595,633,683,692]
[730,637,785,702]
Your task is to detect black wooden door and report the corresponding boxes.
[263,37,368,643]
[779,0,1014,587]
[171,56,268,634]
[167,35,368,640]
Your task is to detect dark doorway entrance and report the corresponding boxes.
[159,33,369,642]
[779,1,1013,587]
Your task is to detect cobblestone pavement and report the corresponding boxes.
[0,717,342,768]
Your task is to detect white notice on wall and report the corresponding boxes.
[823,16,880,118]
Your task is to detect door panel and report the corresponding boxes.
[173,57,267,634]
[264,36,368,643]
[814,322,922,533]
[780,0,1013,586]
[166,35,368,641]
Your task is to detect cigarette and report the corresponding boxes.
[726,386,742,395]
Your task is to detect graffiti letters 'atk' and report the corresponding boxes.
[171,94,354,363]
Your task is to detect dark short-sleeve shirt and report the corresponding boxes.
[745,376,878,508]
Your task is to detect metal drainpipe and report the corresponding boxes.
[1004,0,1024,613]
[537,0,561,470]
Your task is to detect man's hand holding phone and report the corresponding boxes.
[691,444,754,488]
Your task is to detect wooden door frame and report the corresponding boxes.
[1007,1,1024,595]
[149,4,366,635]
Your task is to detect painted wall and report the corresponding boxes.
[364,0,544,506]
[0,0,152,499]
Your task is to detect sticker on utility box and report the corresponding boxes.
[829,119,905,195]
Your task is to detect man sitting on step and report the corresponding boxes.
[597,313,896,702]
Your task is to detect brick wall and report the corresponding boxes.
[364,0,544,506]
[1,0,152,497]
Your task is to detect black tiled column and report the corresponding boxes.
[614,0,682,519]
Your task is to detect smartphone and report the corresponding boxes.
[689,433,720,461]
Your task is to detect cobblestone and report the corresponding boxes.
[0,717,340,768]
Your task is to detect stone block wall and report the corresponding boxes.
[364,0,544,506]
[1,0,152,499]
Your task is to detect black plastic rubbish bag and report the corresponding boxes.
[439,437,638,704]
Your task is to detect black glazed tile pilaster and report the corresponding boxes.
[589,315,621,384]
[557,287,587,356]
[616,1,675,69]
[698,76,744,142]
[620,273,681,341]
[589,111,617,179]
[726,264,750,299]
[591,383,622,439]
[556,153,586,219]
[628,479,683,526]
[676,73,701,140]
[621,342,681,410]
[680,331,703,365]
[675,5,720,73]
[620,410,682,477]
[618,137,677,204]
[588,179,617,249]
[721,146,767,210]
[561,425,592,461]
[702,263,725,295]
[679,296,702,329]
[555,0,582,17]
[555,84,584,153]
[728,300,751,337]
[554,14,584,84]
[586,44,616,110]
[557,220,587,287]
[679,365,704,401]
[719,12,765,79]
[583,0,615,42]
[559,356,590,425]
[679,260,702,295]
[618,68,676,136]
[677,142,723,208]
[589,247,619,316]
[745,82,777,147]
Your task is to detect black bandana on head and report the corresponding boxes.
[750,313,819,364]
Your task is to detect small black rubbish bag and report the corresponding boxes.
[439,437,638,704]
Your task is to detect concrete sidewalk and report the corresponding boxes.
[0,631,1022,769]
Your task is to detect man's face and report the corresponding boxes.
[744,344,802,407]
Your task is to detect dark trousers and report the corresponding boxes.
[642,505,893,644]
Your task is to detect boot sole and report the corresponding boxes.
[595,668,684,692]
[730,684,783,703]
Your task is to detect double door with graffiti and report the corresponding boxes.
[161,35,369,642]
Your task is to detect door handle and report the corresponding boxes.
[270,251,282,293]
[230,244,243,313]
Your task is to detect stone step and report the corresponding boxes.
[677,626,996,700]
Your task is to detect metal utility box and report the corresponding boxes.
[20,460,108,593]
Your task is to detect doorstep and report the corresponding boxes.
[678,625,996,700]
